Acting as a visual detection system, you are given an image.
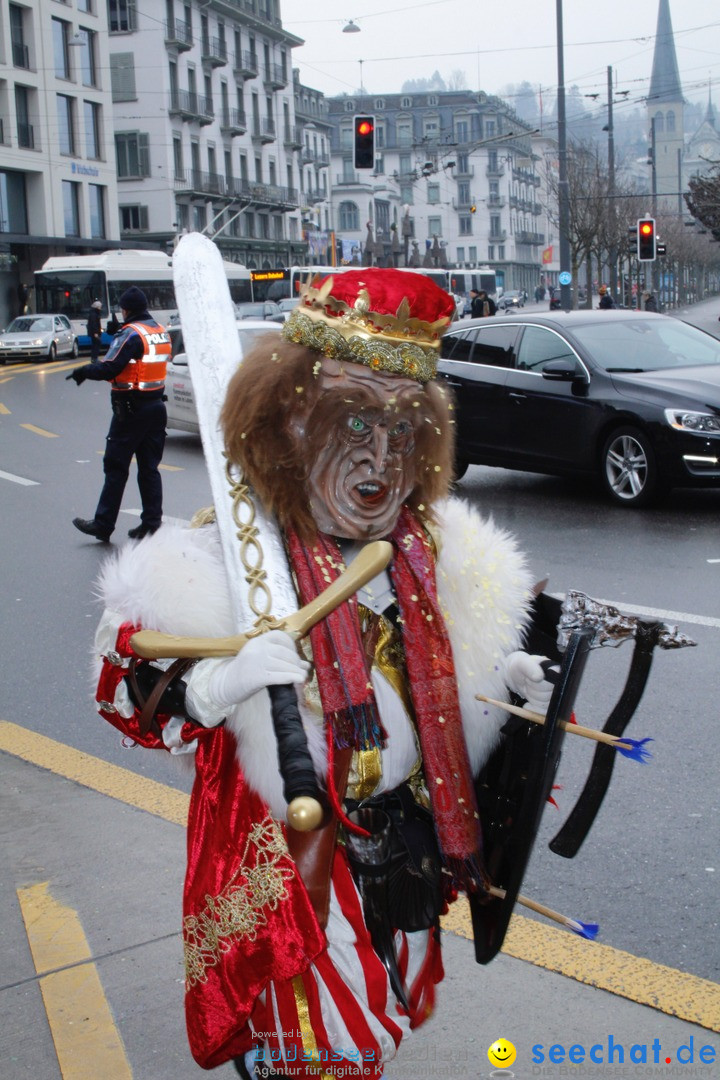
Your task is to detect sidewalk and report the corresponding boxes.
[1,748,717,1080]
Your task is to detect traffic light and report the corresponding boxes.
[656,242,667,257]
[627,225,638,256]
[637,217,656,261]
[353,115,375,169]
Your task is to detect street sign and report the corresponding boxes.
[559,271,572,286]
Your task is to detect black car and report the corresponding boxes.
[437,310,720,506]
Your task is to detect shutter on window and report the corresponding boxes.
[139,133,150,177]
[110,53,136,102]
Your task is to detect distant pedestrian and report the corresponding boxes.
[642,291,658,313]
[67,286,170,543]
[86,300,103,361]
[598,285,615,310]
[472,289,497,318]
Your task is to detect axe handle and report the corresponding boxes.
[130,540,393,659]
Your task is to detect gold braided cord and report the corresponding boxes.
[282,308,437,384]
[225,455,275,627]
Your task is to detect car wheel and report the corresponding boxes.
[71,339,79,358]
[47,343,57,362]
[453,458,469,481]
[601,426,658,506]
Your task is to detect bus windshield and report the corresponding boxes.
[35,270,107,317]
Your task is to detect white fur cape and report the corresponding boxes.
[95,498,533,815]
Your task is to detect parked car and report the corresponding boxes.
[499,290,525,311]
[277,298,301,321]
[165,320,279,433]
[235,301,284,323]
[437,310,720,506]
[0,314,78,363]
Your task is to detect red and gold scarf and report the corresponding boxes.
[286,506,487,891]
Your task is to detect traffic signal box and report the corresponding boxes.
[637,217,656,261]
[354,115,375,169]
[628,225,638,256]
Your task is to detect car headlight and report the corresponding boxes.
[664,408,720,433]
[32,337,45,346]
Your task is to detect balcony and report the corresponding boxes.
[452,195,477,211]
[168,91,214,125]
[300,145,315,165]
[202,36,228,68]
[486,164,505,178]
[164,19,192,51]
[174,170,225,196]
[304,188,327,206]
[516,230,544,245]
[220,108,247,136]
[489,229,507,243]
[283,125,303,150]
[226,178,298,210]
[487,195,505,208]
[12,40,30,68]
[17,122,35,150]
[251,118,275,144]
[513,167,540,186]
[263,63,288,90]
[234,50,258,79]
[453,164,474,178]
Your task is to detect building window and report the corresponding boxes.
[57,95,75,155]
[193,204,207,231]
[458,181,470,205]
[78,29,97,88]
[62,180,81,235]
[173,135,184,179]
[401,97,412,108]
[120,204,148,231]
[400,184,414,204]
[109,0,137,33]
[428,216,441,236]
[110,54,136,101]
[339,201,359,230]
[498,246,505,260]
[457,247,465,263]
[78,0,93,12]
[115,132,150,177]
[457,152,469,173]
[427,95,438,106]
[15,86,34,149]
[666,110,675,133]
[654,110,664,133]
[488,245,494,260]
[0,170,28,233]
[397,121,412,147]
[459,215,472,236]
[427,183,440,204]
[398,153,412,176]
[490,215,501,237]
[469,245,477,262]
[455,119,469,143]
[374,154,384,175]
[52,18,71,79]
[84,101,101,158]
[485,119,496,137]
[89,184,106,237]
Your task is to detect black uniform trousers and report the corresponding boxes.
[94,392,167,535]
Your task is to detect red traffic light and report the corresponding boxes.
[354,114,375,169]
[637,217,656,261]
[357,119,373,137]
[639,222,653,236]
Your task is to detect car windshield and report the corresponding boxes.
[571,319,720,372]
[236,303,266,318]
[8,317,52,332]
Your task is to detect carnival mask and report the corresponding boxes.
[295,357,421,540]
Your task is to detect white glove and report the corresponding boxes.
[504,651,557,714]
[206,629,310,708]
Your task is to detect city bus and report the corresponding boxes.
[285,265,458,301]
[34,250,254,347]
[448,267,500,302]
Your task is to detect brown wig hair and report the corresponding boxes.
[221,336,456,543]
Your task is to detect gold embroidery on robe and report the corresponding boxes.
[183,818,294,988]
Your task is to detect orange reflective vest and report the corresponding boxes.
[111,321,170,392]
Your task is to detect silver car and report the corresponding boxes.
[165,319,280,433]
[0,314,79,362]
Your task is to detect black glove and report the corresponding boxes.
[66,367,89,385]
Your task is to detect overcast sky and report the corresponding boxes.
[282,0,720,121]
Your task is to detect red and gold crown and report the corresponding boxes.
[281,268,455,383]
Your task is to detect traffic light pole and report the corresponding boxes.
[556,0,571,311]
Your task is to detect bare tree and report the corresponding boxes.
[685,168,720,237]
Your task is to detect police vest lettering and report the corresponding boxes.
[112,322,170,392]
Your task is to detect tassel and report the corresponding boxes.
[489,885,599,940]
[615,736,653,763]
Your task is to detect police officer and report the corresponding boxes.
[68,286,170,542]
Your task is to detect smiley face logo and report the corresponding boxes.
[488,1038,517,1069]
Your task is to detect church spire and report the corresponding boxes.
[648,0,684,104]
[705,81,716,129]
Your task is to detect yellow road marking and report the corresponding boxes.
[159,462,183,471]
[20,423,59,438]
[2,719,719,1032]
[17,881,132,1079]
[0,721,188,825]
[0,402,9,414]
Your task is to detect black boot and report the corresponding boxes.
[72,517,112,542]
[128,522,160,540]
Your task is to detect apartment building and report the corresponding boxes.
[0,0,119,323]
[326,90,545,296]
[109,0,314,269]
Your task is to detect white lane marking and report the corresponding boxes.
[550,593,720,631]
[119,510,190,527]
[0,470,39,486]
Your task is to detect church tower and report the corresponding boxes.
[647,0,685,208]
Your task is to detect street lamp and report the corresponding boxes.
[342,20,360,33]
[556,0,571,311]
